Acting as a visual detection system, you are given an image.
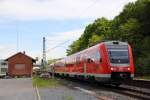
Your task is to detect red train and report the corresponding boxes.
[51,41,135,86]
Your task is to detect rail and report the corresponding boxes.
[124,79,150,89]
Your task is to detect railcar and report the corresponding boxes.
[52,41,135,86]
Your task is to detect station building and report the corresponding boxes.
[5,52,36,77]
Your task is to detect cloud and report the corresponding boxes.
[0,0,137,60]
[47,29,83,42]
[23,29,84,60]
[46,29,84,59]
[0,44,16,59]
[0,0,137,21]
[0,29,83,60]
[0,44,39,62]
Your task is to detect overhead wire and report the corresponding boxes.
[46,0,99,54]
[46,0,130,55]
[78,0,99,17]
[46,40,70,53]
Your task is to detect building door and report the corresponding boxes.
[15,64,26,74]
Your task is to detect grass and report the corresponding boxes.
[61,95,74,100]
[135,75,150,80]
[32,76,61,88]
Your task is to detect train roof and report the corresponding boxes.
[54,41,129,62]
[104,41,128,45]
[67,43,100,57]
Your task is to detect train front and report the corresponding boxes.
[105,41,135,82]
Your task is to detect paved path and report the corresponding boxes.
[39,87,98,100]
[38,78,137,100]
[0,78,36,100]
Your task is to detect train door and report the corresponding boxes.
[83,55,87,77]
[86,55,93,73]
[75,55,80,73]
[87,51,100,74]
[95,50,102,74]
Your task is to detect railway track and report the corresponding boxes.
[57,77,150,100]
[104,85,150,100]
[124,79,150,89]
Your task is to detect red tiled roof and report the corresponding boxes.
[5,52,36,62]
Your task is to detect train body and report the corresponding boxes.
[51,41,135,85]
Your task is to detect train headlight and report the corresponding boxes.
[127,68,130,70]
[111,68,114,71]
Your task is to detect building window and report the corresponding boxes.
[1,62,7,66]
[1,68,7,74]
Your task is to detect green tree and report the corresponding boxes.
[66,0,150,76]
[88,34,103,46]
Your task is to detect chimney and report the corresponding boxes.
[23,51,25,54]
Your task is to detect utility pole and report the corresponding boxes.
[16,21,19,52]
[17,32,19,52]
[43,37,46,70]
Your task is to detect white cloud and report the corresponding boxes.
[0,0,137,60]
[0,44,40,63]
[47,29,83,43]
[0,0,137,21]
[0,44,16,59]
[0,44,40,62]
[22,29,84,61]
[46,29,84,59]
[0,28,83,60]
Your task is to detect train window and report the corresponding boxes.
[108,50,129,63]
[87,55,94,63]
[100,58,102,63]
[76,55,80,65]
[95,50,101,61]
[88,58,90,63]
[107,45,130,64]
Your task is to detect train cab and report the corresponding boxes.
[104,41,134,81]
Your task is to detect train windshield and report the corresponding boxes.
[107,45,130,64]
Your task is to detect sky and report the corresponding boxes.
[0,0,137,61]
